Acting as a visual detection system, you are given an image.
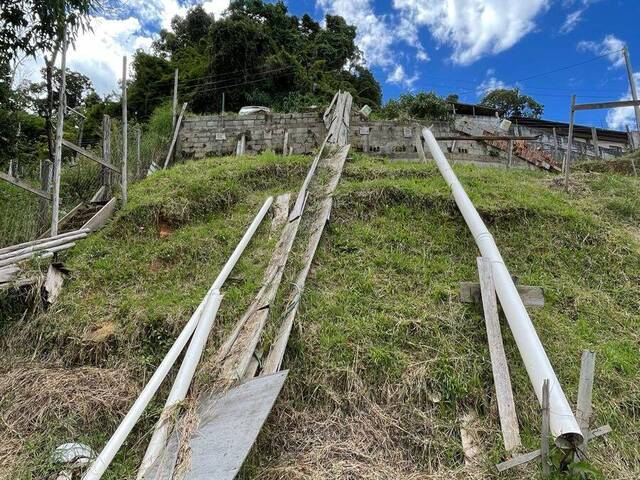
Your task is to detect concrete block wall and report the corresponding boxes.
[178,111,533,169]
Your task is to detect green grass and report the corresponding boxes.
[1,152,639,479]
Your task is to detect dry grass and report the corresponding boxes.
[0,363,138,478]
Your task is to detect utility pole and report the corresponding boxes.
[121,56,128,207]
[623,46,640,131]
[50,30,68,236]
[172,68,178,129]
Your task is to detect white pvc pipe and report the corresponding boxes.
[137,196,273,477]
[422,128,582,447]
[83,197,273,480]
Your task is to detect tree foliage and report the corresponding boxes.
[380,92,453,121]
[0,0,94,62]
[128,0,381,118]
[480,88,544,118]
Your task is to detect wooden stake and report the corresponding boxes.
[50,29,68,236]
[477,257,521,451]
[591,127,600,158]
[564,95,576,192]
[541,378,551,478]
[136,126,141,180]
[575,351,596,459]
[163,102,187,169]
[507,139,513,168]
[283,130,289,156]
[121,56,128,207]
[172,68,178,129]
[552,127,559,162]
[102,115,111,188]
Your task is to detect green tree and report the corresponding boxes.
[381,92,452,121]
[480,88,543,118]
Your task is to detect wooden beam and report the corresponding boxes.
[62,139,119,173]
[460,282,544,307]
[82,197,117,232]
[574,99,640,111]
[495,425,611,472]
[163,102,187,169]
[0,172,52,200]
[575,351,596,459]
[435,135,540,141]
[477,258,522,452]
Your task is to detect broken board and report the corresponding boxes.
[147,371,288,479]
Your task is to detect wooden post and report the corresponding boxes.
[507,139,513,168]
[50,30,68,236]
[172,68,179,129]
[575,351,596,459]
[136,126,141,180]
[121,56,128,207]
[541,379,551,478]
[283,130,289,156]
[591,127,600,158]
[623,47,640,131]
[221,91,225,114]
[102,115,111,189]
[552,127,559,162]
[564,95,576,192]
[477,257,521,451]
[625,125,638,175]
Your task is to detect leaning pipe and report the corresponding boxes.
[421,128,582,447]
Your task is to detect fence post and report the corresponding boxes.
[136,126,141,180]
[102,115,111,189]
[50,30,68,236]
[121,56,128,207]
[172,68,179,129]
[564,95,576,192]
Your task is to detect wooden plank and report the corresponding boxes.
[90,186,106,203]
[496,425,611,472]
[185,372,288,479]
[163,102,187,169]
[61,139,119,173]
[460,410,482,466]
[477,257,521,452]
[575,351,596,459]
[82,197,117,232]
[0,172,52,200]
[44,264,64,304]
[217,198,303,383]
[460,282,544,307]
[574,99,640,111]
[541,378,551,478]
[270,193,290,237]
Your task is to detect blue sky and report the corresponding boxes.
[20,0,640,130]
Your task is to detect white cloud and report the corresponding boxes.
[17,1,231,96]
[387,64,419,88]
[559,9,584,34]
[606,72,639,130]
[476,69,511,97]
[577,34,625,68]
[391,0,550,65]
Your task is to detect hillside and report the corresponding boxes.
[1,153,639,479]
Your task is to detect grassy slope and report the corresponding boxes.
[1,153,639,479]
